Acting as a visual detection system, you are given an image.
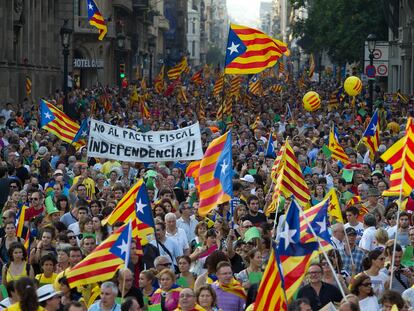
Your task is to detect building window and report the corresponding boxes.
[192,18,196,34]
[192,41,195,57]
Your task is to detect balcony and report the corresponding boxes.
[147,25,157,38]
[113,0,133,13]
[133,0,149,10]
[74,16,115,38]
[155,15,170,31]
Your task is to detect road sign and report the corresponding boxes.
[365,65,376,78]
[373,49,382,60]
[377,64,388,76]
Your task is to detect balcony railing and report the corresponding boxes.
[113,0,133,13]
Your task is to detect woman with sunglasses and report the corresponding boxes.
[350,274,380,310]
[360,249,389,297]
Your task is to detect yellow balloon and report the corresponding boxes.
[344,76,362,96]
[302,91,321,112]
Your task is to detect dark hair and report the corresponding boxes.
[63,300,84,311]
[40,254,57,267]
[346,206,359,216]
[195,285,217,307]
[6,280,15,297]
[205,251,228,273]
[121,297,139,311]
[15,277,39,311]
[362,249,384,270]
[350,274,373,296]
[216,260,232,272]
[247,195,259,206]
[177,255,191,265]
[288,298,311,311]
[155,222,166,231]
[246,283,259,308]
[384,240,402,258]
[56,195,70,213]
[380,290,404,309]
[363,213,377,227]
[8,241,27,262]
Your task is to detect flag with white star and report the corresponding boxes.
[87,0,107,40]
[306,200,333,245]
[109,220,132,267]
[277,200,318,300]
[135,182,155,229]
[362,109,380,160]
[213,131,233,198]
[72,118,90,144]
[224,24,289,75]
[265,132,276,158]
[40,99,81,145]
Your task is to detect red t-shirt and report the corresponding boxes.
[24,205,44,221]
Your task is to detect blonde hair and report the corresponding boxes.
[158,268,176,282]
[375,228,389,246]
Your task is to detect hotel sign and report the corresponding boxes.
[73,58,104,68]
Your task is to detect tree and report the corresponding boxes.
[290,0,388,65]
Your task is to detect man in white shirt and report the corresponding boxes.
[359,213,377,252]
[331,223,345,250]
[176,202,198,244]
[150,222,182,266]
[165,213,190,256]
[344,206,364,242]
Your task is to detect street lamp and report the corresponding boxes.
[116,32,126,89]
[367,33,377,115]
[60,19,73,118]
[148,44,155,88]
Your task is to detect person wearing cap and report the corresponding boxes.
[339,227,365,276]
[70,164,95,201]
[364,187,385,217]
[37,284,62,311]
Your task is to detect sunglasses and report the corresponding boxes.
[361,282,372,287]
[67,236,76,239]
[158,263,171,267]
[29,198,39,201]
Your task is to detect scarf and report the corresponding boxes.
[174,303,206,311]
[214,278,246,300]
[153,283,181,296]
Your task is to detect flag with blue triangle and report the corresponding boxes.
[265,132,276,158]
[306,200,333,245]
[213,131,233,198]
[109,220,132,267]
[73,118,90,143]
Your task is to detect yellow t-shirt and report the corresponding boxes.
[5,302,44,311]
[72,176,96,198]
[35,273,58,286]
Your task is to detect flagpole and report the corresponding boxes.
[389,148,408,289]
[343,231,355,273]
[296,203,348,302]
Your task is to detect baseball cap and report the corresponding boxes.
[240,174,255,183]
[345,227,357,236]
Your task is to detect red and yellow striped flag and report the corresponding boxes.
[177,86,188,103]
[15,205,27,238]
[224,24,289,74]
[213,73,224,98]
[198,100,206,120]
[154,65,165,94]
[66,224,129,288]
[272,140,310,208]
[229,76,242,99]
[328,128,350,164]
[167,57,188,80]
[278,61,285,76]
[254,243,287,311]
[186,160,201,192]
[308,54,315,78]
[381,117,414,197]
[191,69,203,84]
[25,76,32,96]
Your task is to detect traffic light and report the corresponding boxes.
[120,63,125,79]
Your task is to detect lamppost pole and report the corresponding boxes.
[367,34,377,116]
[60,19,73,118]
[116,32,126,90]
[149,48,154,88]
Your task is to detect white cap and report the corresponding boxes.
[37,284,61,302]
[240,174,255,183]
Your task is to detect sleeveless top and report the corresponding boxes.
[6,262,29,283]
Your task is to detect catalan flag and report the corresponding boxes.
[23,229,30,251]
[40,99,80,144]
[109,220,132,268]
[254,242,287,311]
[154,65,165,94]
[278,200,318,300]
[66,223,130,288]
[177,86,188,104]
[362,109,380,160]
[186,160,201,191]
[224,24,289,75]
[213,73,224,98]
[72,118,89,145]
[105,179,155,244]
[397,91,410,104]
[381,117,414,197]
[308,54,315,78]
[191,69,203,84]
[198,100,206,120]
[87,0,107,40]
[271,84,282,93]
[229,76,242,99]
[249,75,262,95]
[214,279,246,300]
[198,131,233,216]
[25,76,32,97]
[265,132,276,158]
[272,140,311,208]
[167,57,189,80]
[328,127,350,165]
[278,61,285,76]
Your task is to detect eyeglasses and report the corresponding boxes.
[29,198,39,201]
[67,236,76,239]
[2,217,8,220]
[9,185,17,188]
[361,282,372,287]
[308,271,322,275]
[158,263,171,267]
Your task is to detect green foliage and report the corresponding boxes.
[291,0,388,65]
[206,45,225,66]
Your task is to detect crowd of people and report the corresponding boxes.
[0,69,413,311]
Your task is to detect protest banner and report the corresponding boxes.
[87,119,203,162]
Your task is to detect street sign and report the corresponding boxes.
[365,65,376,78]
[364,41,389,77]
[377,64,388,76]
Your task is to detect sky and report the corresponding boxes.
[226,0,268,28]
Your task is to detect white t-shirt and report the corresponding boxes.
[368,272,389,297]
[166,227,189,254]
[344,222,364,240]
[359,226,377,251]
[359,296,380,311]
